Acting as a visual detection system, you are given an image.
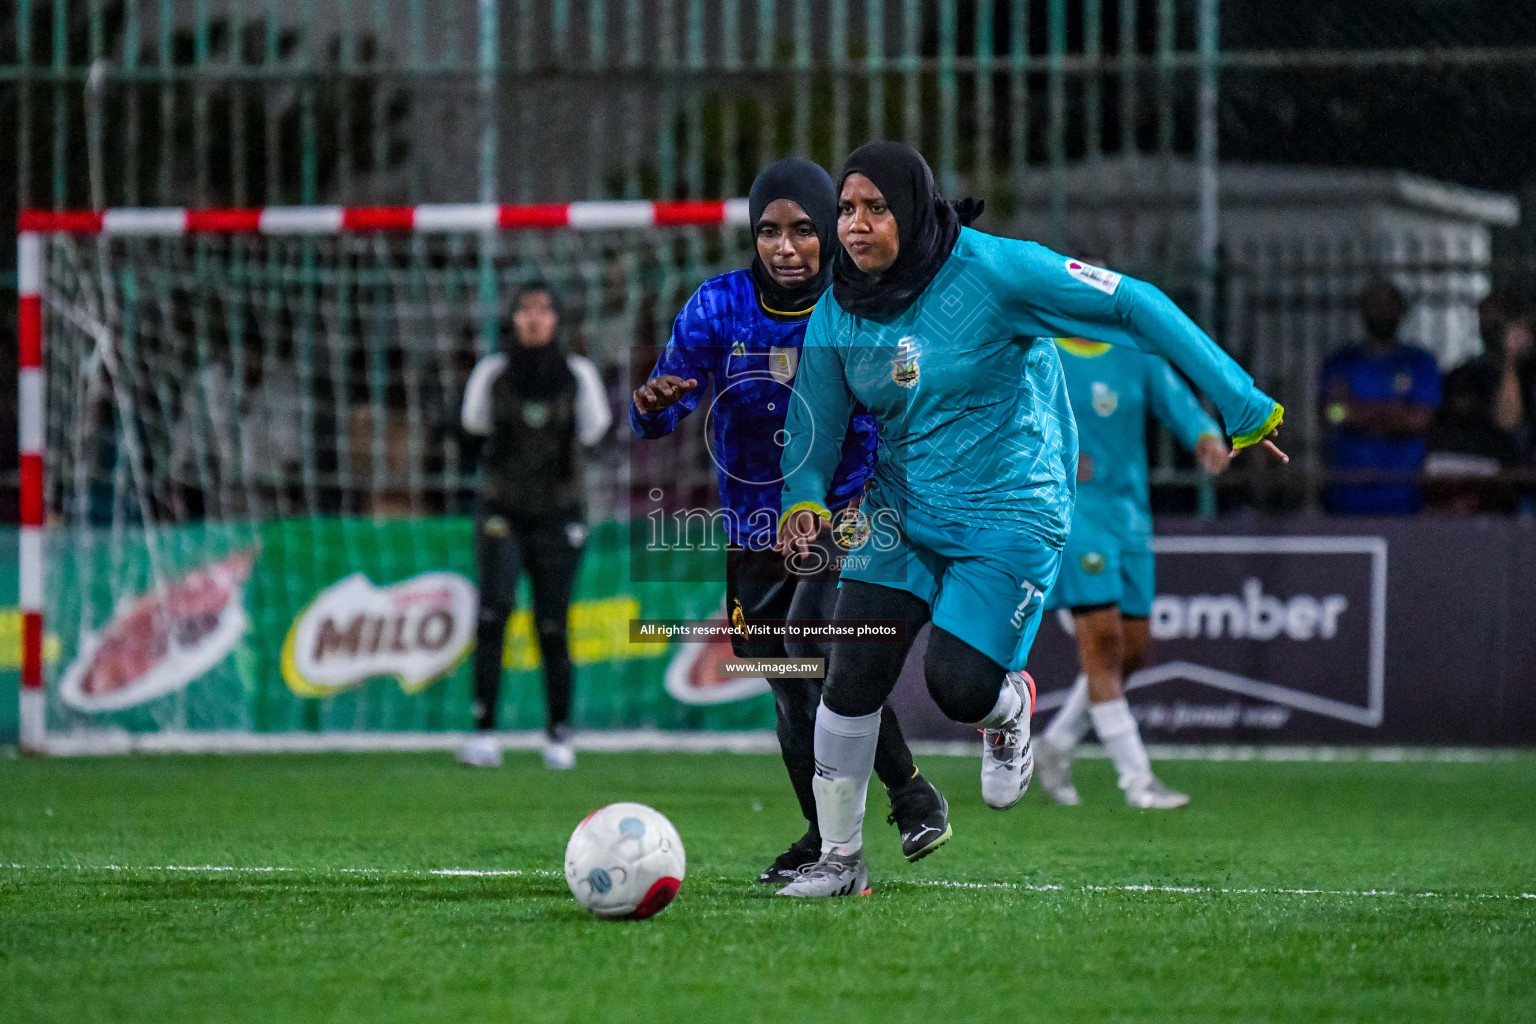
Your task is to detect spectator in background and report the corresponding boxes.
[457,281,612,771]
[1424,294,1534,514]
[1319,281,1441,515]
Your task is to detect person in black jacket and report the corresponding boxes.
[1426,293,1533,513]
[458,282,612,769]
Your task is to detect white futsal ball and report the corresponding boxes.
[564,802,686,920]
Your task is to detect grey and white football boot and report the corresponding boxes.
[980,671,1036,810]
[776,850,872,898]
[1124,774,1190,810]
[1034,737,1081,806]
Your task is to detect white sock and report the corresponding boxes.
[811,703,881,857]
[1089,698,1152,789]
[1042,673,1091,753]
[969,673,1024,729]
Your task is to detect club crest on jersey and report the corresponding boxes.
[1081,552,1107,575]
[1065,258,1122,296]
[891,336,921,388]
[521,401,552,428]
[1091,381,1119,417]
[768,346,798,384]
[730,598,747,635]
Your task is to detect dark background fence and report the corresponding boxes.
[5,0,1536,520]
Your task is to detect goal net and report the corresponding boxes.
[18,202,771,753]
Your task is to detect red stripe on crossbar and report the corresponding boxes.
[19,295,42,367]
[19,209,106,233]
[498,204,571,229]
[185,208,264,233]
[19,453,44,527]
[654,200,726,226]
[22,612,44,690]
[341,207,417,231]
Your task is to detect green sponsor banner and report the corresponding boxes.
[43,518,772,735]
[0,528,18,744]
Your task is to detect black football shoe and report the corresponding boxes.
[756,828,822,885]
[886,772,952,863]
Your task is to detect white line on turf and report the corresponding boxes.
[0,864,548,877]
[902,879,1536,900]
[3,864,1531,900]
[22,730,1530,763]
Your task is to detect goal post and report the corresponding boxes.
[16,200,756,755]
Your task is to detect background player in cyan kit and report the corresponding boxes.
[459,282,613,770]
[1035,334,1232,809]
[630,158,950,884]
[776,142,1285,898]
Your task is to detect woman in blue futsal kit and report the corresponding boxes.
[630,158,951,885]
[775,141,1287,898]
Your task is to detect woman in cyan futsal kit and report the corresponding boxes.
[630,158,950,884]
[776,142,1286,897]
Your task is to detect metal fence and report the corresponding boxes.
[6,0,1536,517]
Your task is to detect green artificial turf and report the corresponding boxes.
[2,751,1534,1023]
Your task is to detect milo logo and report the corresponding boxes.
[281,571,477,696]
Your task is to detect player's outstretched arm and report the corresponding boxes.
[629,285,714,438]
[997,243,1285,459]
[1147,357,1231,474]
[775,304,854,556]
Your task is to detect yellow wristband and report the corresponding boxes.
[1232,402,1285,450]
[777,501,831,534]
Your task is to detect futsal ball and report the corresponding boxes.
[564,802,686,920]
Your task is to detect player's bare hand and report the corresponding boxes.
[1195,435,1231,476]
[774,508,825,558]
[1231,418,1289,464]
[633,375,698,415]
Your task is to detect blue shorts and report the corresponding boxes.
[840,498,1062,671]
[1045,520,1155,617]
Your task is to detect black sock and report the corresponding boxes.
[873,704,919,792]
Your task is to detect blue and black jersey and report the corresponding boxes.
[630,269,877,549]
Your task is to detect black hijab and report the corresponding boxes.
[507,282,569,397]
[831,141,983,323]
[748,158,838,318]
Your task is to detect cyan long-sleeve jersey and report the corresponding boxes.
[1056,337,1222,543]
[779,229,1282,549]
[630,269,878,549]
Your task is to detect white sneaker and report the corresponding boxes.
[776,850,871,898]
[1035,737,1080,806]
[1124,774,1190,810]
[980,670,1036,810]
[542,732,576,770]
[456,734,502,768]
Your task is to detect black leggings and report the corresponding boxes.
[727,544,916,833]
[473,504,583,735]
[822,579,1009,724]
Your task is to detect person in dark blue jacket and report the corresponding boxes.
[631,159,950,883]
[1320,280,1442,514]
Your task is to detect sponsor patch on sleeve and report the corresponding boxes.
[1064,259,1122,296]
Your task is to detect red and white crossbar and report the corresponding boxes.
[14,199,747,753]
[17,199,751,236]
